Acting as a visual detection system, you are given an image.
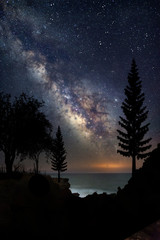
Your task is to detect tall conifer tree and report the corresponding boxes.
[50,126,67,182]
[117,59,152,177]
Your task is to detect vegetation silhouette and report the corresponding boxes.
[117,59,152,177]
[0,60,159,240]
[50,126,67,182]
[0,92,52,175]
[28,174,50,196]
[0,145,159,239]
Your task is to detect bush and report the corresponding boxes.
[28,174,50,196]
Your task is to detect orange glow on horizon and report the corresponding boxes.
[91,162,131,170]
[62,157,144,173]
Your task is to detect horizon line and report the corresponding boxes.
[41,171,131,174]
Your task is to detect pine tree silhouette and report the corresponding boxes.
[117,59,152,177]
[50,126,67,183]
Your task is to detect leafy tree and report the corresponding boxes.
[0,92,52,175]
[50,126,67,183]
[117,59,152,177]
[15,93,52,174]
[0,92,13,174]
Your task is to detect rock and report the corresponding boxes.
[72,192,80,197]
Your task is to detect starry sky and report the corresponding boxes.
[0,0,160,172]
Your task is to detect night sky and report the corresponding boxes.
[0,0,160,172]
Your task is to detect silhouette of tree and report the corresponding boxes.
[0,92,13,174]
[117,59,152,177]
[50,126,67,183]
[14,93,52,174]
[0,92,52,175]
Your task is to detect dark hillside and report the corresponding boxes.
[0,145,160,239]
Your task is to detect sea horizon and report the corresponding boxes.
[48,172,132,197]
[43,171,131,174]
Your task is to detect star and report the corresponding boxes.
[0,0,159,172]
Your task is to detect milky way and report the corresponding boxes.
[0,0,160,172]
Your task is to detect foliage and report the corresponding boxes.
[117,59,151,176]
[15,93,52,173]
[50,126,67,182]
[0,92,52,174]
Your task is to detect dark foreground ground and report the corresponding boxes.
[0,145,160,240]
[125,219,160,240]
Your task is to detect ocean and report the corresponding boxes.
[50,173,131,197]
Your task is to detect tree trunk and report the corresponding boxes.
[58,170,60,183]
[5,154,13,175]
[132,154,136,178]
[35,158,39,174]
